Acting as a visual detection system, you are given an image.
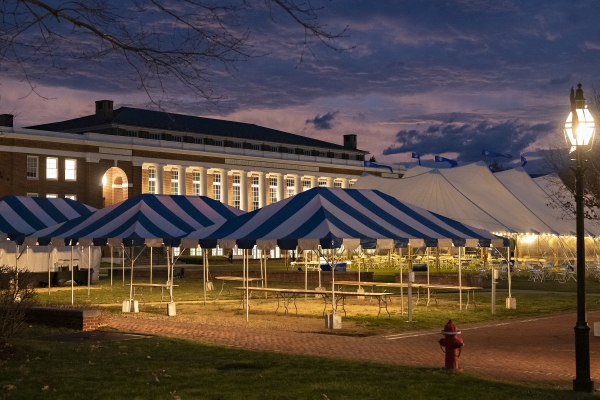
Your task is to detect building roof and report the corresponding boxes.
[28,107,366,153]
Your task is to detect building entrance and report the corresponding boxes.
[102,167,128,207]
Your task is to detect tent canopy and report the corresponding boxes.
[353,161,593,236]
[181,187,507,250]
[0,196,96,241]
[25,194,245,247]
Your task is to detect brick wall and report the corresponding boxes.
[26,307,101,331]
[141,168,149,193]
[227,175,233,206]
[185,171,193,195]
[163,170,172,195]
[207,173,214,199]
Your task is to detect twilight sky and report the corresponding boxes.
[2,0,600,173]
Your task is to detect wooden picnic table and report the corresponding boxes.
[129,283,179,305]
[371,283,482,309]
[234,287,391,318]
[214,276,264,299]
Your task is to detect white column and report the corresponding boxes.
[240,171,248,211]
[179,166,186,195]
[157,164,164,194]
[310,176,317,189]
[222,169,229,205]
[324,177,333,187]
[276,173,284,202]
[293,174,301,195]
[340,178,349,188]
[199,167,207,196]
[257,172,266,208]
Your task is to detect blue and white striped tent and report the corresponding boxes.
[25,194,245,247]
[0,196,96,241]
[181,188,507,250]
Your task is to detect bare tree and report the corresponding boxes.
[0,0,349,106]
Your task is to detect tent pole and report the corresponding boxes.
[246,249,249,322]
[122,245,125,287]
[507,245,512,301]
[459,246,462,312]
[203,250,206,306]
[129,247,134,306]
[426,247,430,306]
[170,247,174,302]
[87,246,91,297]
[399,247,403,317]
[150,247,153,292]
[47,247,51,296]
[304,249,307,300]
[110,246,113,288]
[70,246,74,305]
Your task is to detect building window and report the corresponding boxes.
[269,146,279,152]
[213,172,221,201]
[26,193,38,197]
[126,130,138,138]
[212,247,223,256]
[349,180,355,187]
[233,142,243,149]
[194,137,203,144]
[65,159,77,181]
[171,169,179,195]
[318,180,327,187]
[46,157,58,180]
[192,172,201,196]
[269,177,278,204]
[148,167,157,194]
[286,178,295,198]
[65,194,76,200]
[288,148,295,154]
[252,144,261,151]
[303,179,311,192]
[189,247,203,256]
[27,155,38,179]
[319,152,327,158]
[149,132,161,140]
[173,136,183,143]
[334,181,342,188]
[214,140,224,147]
[251,176,259,211]
[46,194,58,198]
[232,174,241,209]
[173,247,181,257]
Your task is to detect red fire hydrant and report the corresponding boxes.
[439,319,464,372]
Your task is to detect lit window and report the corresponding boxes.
[149,132,161,140]
[46,157,58,180]
[349,180,355,187]
[212,246,223,256]
[171,169,179,195]
[27,156,38,179]
[318,180,327,187]
[251,176,259,211]
[269,177,278,204]
[26,193,38,197]
[173,247,181,257]
[192,172,201,196]
[232,175,241,209]
[334,181,342,188]
[148,167,156,194]
[303,179,311,192]
[65,194,76,200]
[286,178,295,198]
[189,247,203,256]
[65,159,77,181]
[213,172,221,201]
[46,194,58,198]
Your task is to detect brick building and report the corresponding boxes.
[0,100,403,211]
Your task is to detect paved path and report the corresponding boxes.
[102,311,600,388]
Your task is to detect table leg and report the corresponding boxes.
[377,296,390,318]
[216,280,226,300]
[292,294,298,315]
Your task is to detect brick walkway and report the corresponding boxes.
[102,310,600,388]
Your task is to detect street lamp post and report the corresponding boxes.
[564,83,595,393]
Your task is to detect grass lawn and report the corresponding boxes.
[0,324,596,400]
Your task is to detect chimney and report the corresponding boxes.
[95,100,114,121]
[0,114,14,127]
[343,134,357,149]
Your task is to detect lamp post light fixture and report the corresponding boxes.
[564,83,595,393]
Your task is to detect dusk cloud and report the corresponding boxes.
[306,111,339,130]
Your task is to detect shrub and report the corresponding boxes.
[0,266,37,341]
